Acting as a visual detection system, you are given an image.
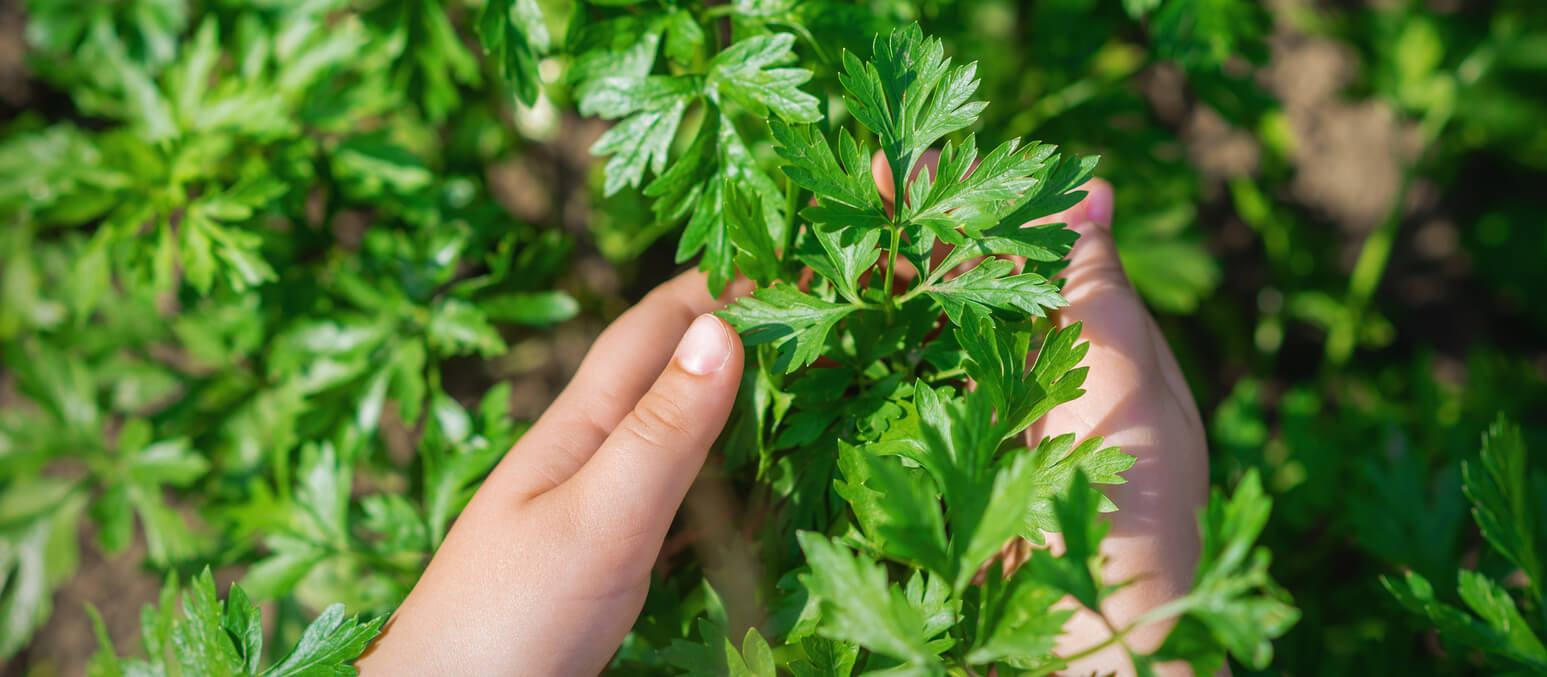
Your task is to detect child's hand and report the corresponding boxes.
[356,273,747,675]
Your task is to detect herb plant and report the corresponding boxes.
[595,24,1297,676]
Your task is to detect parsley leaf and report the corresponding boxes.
[1020,472,1118,612]
[263,602,384,677]
[1019,433,1134,541]
[796,531,949,670]
[719,283,859,373]
[1462,417,1544,600]
[842,24,985,200]
[478,0,549,105]
[956,313,1091,436]
[1383,570,1547,671]
[1145,470,1300,671]
[922,258,1066,324]
[708,34,822,123]
[966,563,1071,666]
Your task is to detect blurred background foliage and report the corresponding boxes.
[0,0,1544,674]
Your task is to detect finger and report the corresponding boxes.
[1032,180,1207,675]
[1049,179,1194,416]
[1047,179,1156,360]
[490,271,752,500]
[542,314,744,576]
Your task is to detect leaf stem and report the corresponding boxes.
[1022,626,1131,677]
[895,276,934,306]
[1323,98,1452,367]
[882,224,901,320]
[784,177,799,257]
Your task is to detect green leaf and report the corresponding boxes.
[835,440,950,575]
[986,152,1101,238]
[771,122,887,233]
[1150,471,1299,670]
[966,564,1070,665]
[1458,570,1547,664]
[923,258,1065,325]
[661,583,778,677]
[787,637,859,677]
[709,34,821,123]
[662,9,706,64]
[796,531,947,670]
[0,480,86,658]
[262,603,384,677]
[903,136,1043,240]
[85,603,124,677]
[842,24,985,195]
[225,585,263,674]
[480,290,580,327]
[478,0,549,105]
[1463,417,1544,598]
[954,313,1092,435]
[422,426,504,547]
[593,99,691,196]
[1020,472,1113,611]
[332,133,434,195]
[1383,570,1547,670]
[570,15,663,105]
[733,628,777,677]
[427,298,507,357]
[578,74,702,119]
[725,180,783,286]
[719,283,858,373]
[1018,433,1133,541]
[798,226,882,306]
[1150,0,1270,68]
[172,569,246,675]
[656,112,786,295]
[860,383,1110,591]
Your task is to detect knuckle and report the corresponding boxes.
[622,390,695,448]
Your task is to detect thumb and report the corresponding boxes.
[550,314,744,556]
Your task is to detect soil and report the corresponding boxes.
[3,529,165,677]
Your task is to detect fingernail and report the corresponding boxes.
[675,315,732,375]
[1084,181,1114,229]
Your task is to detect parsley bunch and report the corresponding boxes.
[607,24,1297,676]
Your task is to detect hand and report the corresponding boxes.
[356,273,748,675]
[876,156,1209,677]
[1031,180,1209,677]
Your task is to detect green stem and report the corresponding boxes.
[1323,111,1450,367]
[1022,627,1131,677]
[1322,184,1406,366]
[895,261,950,306]
[882,224,901,319]
[784,177,799,257]
[952,626,980,677]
